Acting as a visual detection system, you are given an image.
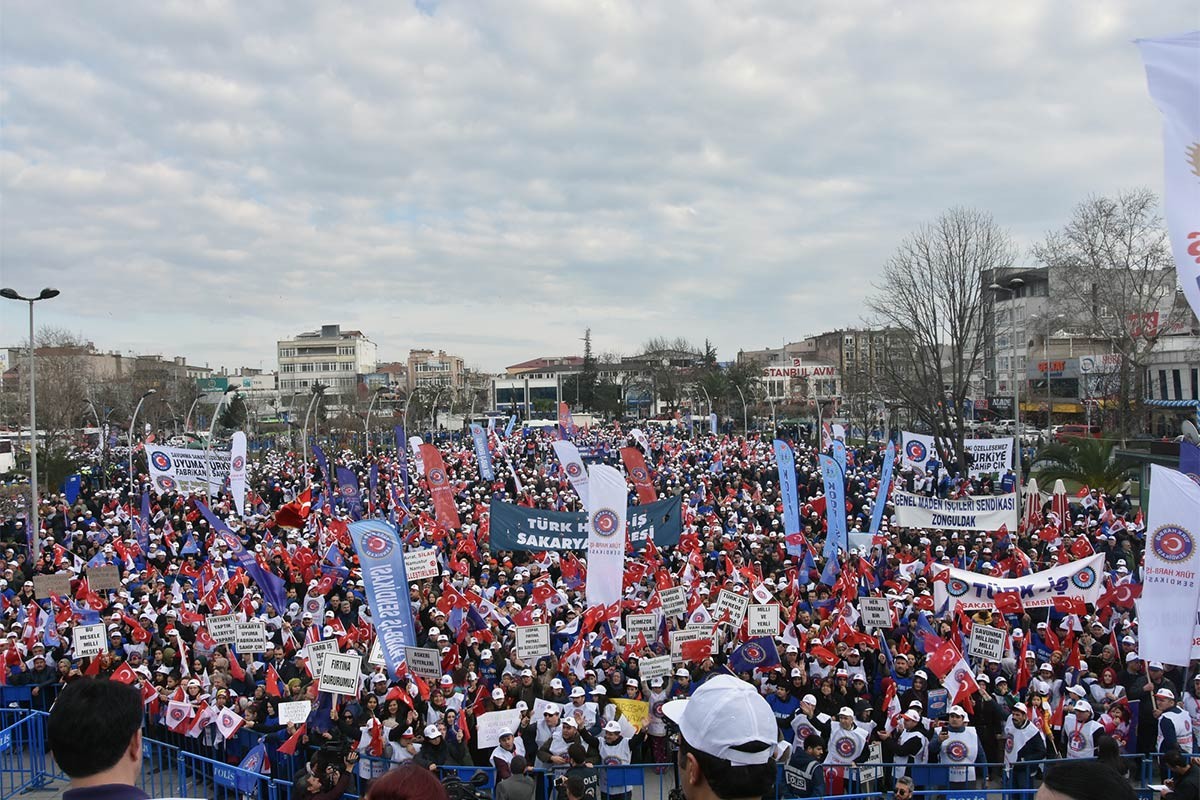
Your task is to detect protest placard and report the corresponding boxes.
[747,604,780,637]
[318,651,362,697]
[234,621,269,653]
[476,709,522,748]
[670,627,715,662]
[516,624,551,661]
[611,698,649,730]
[968,624,1007,662]
[278,701,311,726]
[625,613,659,638]
[87,565,121,592]
[33,574,71,600]
[714,589,748,626]
[404,646,443,681]
[858,596,893,629]
[368,637,384,666]
[638,655,673,682]
[403,548,440,582]
[659,586,687,618]
[306,640,339,678]
[73,623,107,658]
[207,614,238,646]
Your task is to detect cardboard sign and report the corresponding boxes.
[858,596,893,629]
[611,698,649,730]
[516,624,551,661]
[87,565,121,592]
[638,655,673,682]
[659,586,687,618]
[207,614,239,646]
[403,548,440,582]
[967,624,1007,662]
[33,574,71,600]
[306,640,339,678]
[318,650,363,697]
[73,623,107,659]
[234,621,269,653]
[747,604,780,637]
[714,589,749,626]
[625,613,659,638]
[404,646,443,682]
[476,708,522,748]
[278,701,311,726]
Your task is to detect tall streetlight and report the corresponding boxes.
[204,386,238,499]
[990,277,1025,502]
[732,383,749,433]
[1032,312,1065,433]
[364,386,385,454]
[128,389,157,494]
[429,387,447,434]
[1,287,61,562]
[301,385,325,486]
[184,395,203,433]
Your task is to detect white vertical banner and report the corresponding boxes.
[230,431,247,517]
[551,440,590,509]
[1137,465,1200,666]
[1137,32,1200,325]
[585,464,628,608]
[409,436,425,474]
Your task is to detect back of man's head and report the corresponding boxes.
[48,679,143,779]
[509,755,528,775]
[568,742,588,765]
[1041,760,1135,800]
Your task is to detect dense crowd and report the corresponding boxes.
[0,421,1197,799]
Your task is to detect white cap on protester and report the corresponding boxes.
[661,675,778,766]
[604,720,623,734]
[424,725,442,739]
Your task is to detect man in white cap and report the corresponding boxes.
[1062,699,1102,759]
[825,706,867,787]
[661,674,779,800]
[1154,687,1195,756]
[567,685,597,730]
[932,705,981,789]
[890,708,930,783]
[490,726,526,780]
[790,693,831,745]
[597,719,638,800]
[1002,702,1045,790]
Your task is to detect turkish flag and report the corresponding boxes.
[277,724,306,756]
[1052,596,1087,616]
[680,639,713,663]
[809,645,838,666]
[110,663,139,685]
[995,591,1023,615]
[925,640,962,681]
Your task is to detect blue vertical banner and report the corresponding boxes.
[1180,440,1200,484]
[504,415,517,437]
[470,423,496,481]
[348,519,417,679]
[62,474,81,505]
[335,466,364,520]
[819,454,848,560]
[195,500,288,615]
[831,439,847,475]
[773,439,803,556]
[393,426,411,505]
[312,443,330,484]
[137,491,151,554]
[869,441,896,536]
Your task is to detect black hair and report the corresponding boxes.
[509,755,527,774]
[47,678,144,778]
[1164,748,1192,770]
[568,742,588,765]
[678,734,776,800]
[803,734,825,751]
[565,776,587,800]
[1042,760,1135,800]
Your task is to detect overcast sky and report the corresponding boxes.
[1,2,1194,373]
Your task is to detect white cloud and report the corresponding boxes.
[0,0,1193,372]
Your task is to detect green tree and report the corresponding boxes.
[1034,438,1135,493]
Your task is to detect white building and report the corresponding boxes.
[277,324,377,396]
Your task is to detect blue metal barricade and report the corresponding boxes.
[0,708,46,797]
[179,748,275,800]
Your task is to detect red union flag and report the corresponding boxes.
[419,444,460,530]
[620,447,657,505]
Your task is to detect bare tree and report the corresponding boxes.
[869,208,1016,467]
[1033,189,1189,440]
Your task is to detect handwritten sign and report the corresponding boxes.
[33,574,71,600]
[476,709,522,748]
[516,624,551,661]
[207,614,238,646]
[278,701,311,726]
[87,565,121,592]
[403,548,440,582]
[73,623,107,658]
[659,586,687,618]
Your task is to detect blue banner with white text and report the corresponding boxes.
[470,423,495,481]
[348,519,417,679]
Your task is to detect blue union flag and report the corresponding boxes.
[729,636,780,673]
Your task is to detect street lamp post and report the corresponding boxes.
[990,277,1025,502]
[128,389,157,495]
[204,386,238,499]
[733,383,749,433]
[364,387,385,454]
[184,396,203,433]
[1,287,60,562]
[429,388,447,434]
[301,386,324,486]
[1034,313,1065,433]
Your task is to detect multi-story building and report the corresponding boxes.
[277,324,377,400]
[736,343,839,402]
[406,349,465,394]
[981,267,1051,418]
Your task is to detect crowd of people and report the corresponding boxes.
[1,419,1198,800]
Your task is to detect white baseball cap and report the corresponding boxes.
[423,725,442,739]
[1155,688,1176,701]
[948,705,967,718]
[661,675,778,766]
[1073,701,1091,713]
[604,720,623,734]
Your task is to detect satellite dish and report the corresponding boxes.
[1183,420,1200,445]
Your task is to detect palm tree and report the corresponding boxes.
[1034,438,1136,493]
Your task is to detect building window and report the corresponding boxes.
[1159,370,1169,400]
[1172,369,1183,401]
